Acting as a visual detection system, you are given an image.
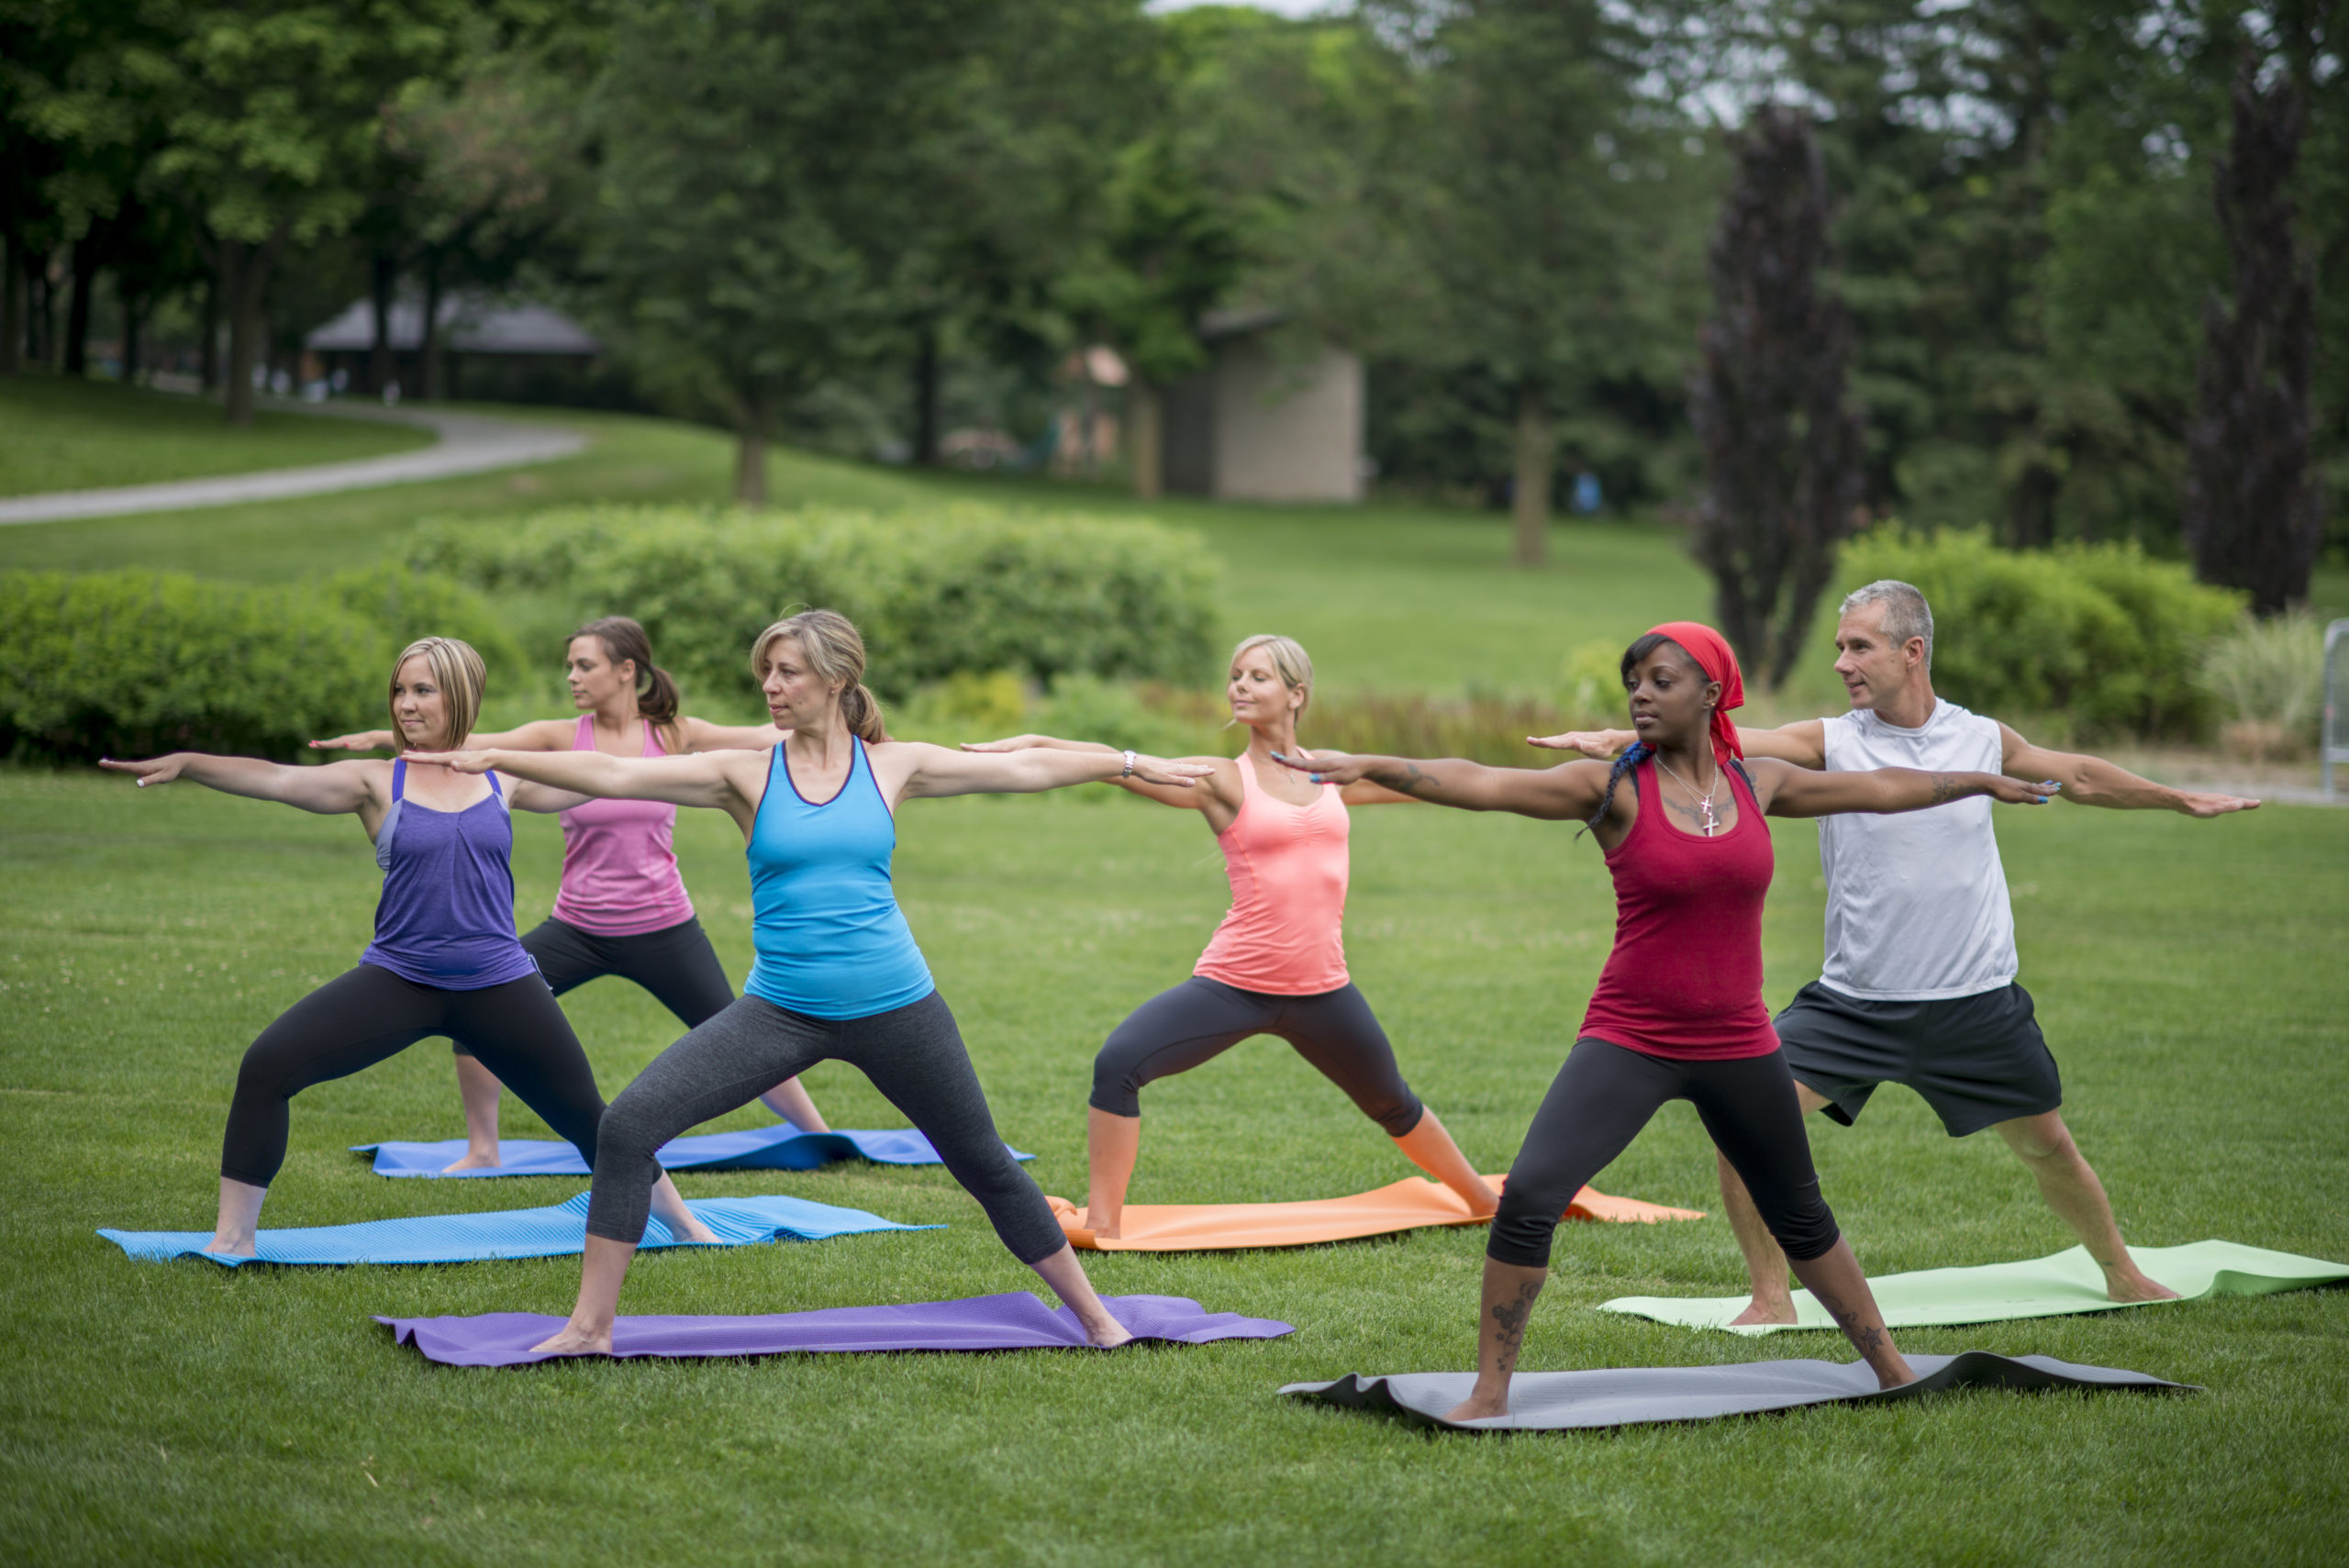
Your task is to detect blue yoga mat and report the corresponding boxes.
[97,1191,936,1267]
[354,1123,1032,1178]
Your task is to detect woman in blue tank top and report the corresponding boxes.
[100,637,714,1256]
[415,609,1214,1356]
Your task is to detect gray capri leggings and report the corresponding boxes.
[1489,1038,1839,1269]
[586,988,1065,1263]
[1090,975,1425,1136]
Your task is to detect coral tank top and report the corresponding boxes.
[1193,754,1351,995]
[1579,758,1781,1060]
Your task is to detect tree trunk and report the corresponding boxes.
[64,236,99,375]
[733,395,770,505]
[32,260,55,367]
[198,272,218,391]
[0,234,19,376]
[121,286,143,384]
[1511,385,1552,567]
[218,237,279,427]
[1129,382,1163,499]
[912,323,941,466]
[369,252,397,395]
[417,260,443,401]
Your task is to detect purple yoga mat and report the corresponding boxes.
[378,1291,1294,1367]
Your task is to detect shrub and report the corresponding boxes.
[1836,528,2245,738]
[405,503,1222,708]
[2198,610,2325,758]
[1,568,525,763]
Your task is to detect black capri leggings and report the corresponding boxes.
[1489,1038,1838,1269]
[223,963,607,1188]
[588,989,1064,1263]
[1089,976,1426,1137]
[450,914,735,1057]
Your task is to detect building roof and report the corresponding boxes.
[306,294,600,355]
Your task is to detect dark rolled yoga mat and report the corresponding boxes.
[1283,1352,2197,1431]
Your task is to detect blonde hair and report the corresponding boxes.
[751,609,889,744]
[388,636,486,752]
[1229,633,1314,717]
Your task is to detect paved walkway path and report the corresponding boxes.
[0,402,586,525]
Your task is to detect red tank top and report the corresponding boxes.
[1579,758,1780,1060]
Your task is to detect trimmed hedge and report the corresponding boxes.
[403,503,1222,707]
[1,567,522,762]
[1837,529,2245,738]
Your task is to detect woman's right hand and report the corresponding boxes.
[401,748,499,776]
[1125,754,1216,787]
[1526,728,1634,757]
[308,729,395,751]
[98,754,189,788]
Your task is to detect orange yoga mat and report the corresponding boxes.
[1048,1175,1703,1252]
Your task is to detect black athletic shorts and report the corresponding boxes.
[1776,980,2063,1138]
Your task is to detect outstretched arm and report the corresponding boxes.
[956,733,1228,810]
[893,741,1210,802]
[1270,750,1611,822]
[309,719,576,753]
[1753,758,2057,817]
[98,753,378,815]
[1999,724,2257,816]
[1528,720,1827,767]
[406,746,763,829]
[674,717,789,753]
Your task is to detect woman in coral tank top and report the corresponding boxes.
[317,617,828,1165]
[1289,622,2063,1420]
[968,635,1497,1240]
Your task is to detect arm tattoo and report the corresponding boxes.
[1373,761,1444,799]
[1928,773,1958,805]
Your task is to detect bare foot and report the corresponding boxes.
[1873,1358,1921,1390]
[1085,1318,1136,1349]
[529,1323,613,1356]
[203,1235,257,1259]
[1441,1395,1509,1423]
[667,1215,720,1245]
[440,1149,502,1173]
[2105,1271,2181,1304]
[1727,1295,1798,1327]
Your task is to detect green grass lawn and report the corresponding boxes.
[1,767,2343,1564]
[0,375,433,496]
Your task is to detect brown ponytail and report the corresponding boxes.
[573,615,682,741]
[751,608,890,743]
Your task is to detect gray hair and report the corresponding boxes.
[1840,579,1933,665]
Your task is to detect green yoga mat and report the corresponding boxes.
[1600,1240,2348,1335]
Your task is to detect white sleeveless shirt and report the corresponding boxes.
[1816,700,2018,1000]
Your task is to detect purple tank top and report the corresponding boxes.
[361,760,540,989]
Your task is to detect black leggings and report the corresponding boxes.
[1089,976,1426,1136]
[1489,1038,1839,1269]
[449,915,735,1057]
[588,989,1064,1262]
[223,963,606,1187]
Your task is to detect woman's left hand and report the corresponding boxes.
[1127,755,1218,787]
[1268,749,1376,787]
[1988,776,2063,805]
[400,749,498,776]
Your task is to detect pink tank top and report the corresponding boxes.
[1193,754,1350,995]
[549,716,697,936]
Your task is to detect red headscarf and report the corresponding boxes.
[1642,621,1745,762]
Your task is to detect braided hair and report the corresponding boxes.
[1578,740,1653,840]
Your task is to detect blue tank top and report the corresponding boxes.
[742,739,934,1020]
[361,761,540,990]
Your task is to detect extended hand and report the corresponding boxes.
[1130,755,1216,787]
[97,755,187,788]
[958,735,1043,753]
[1989,777,2063,805]
[2177,791,2260,817]
[401,748,497,776]
[1268,749,1376,786]
[1526,728,1632,757]
[308,730,392,751]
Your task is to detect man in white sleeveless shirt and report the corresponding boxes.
[1540,580,2257,1321]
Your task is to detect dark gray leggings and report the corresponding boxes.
[1489,1038,1839,1269]
[1090,976,1426,1136]
[587,989,1065,1262]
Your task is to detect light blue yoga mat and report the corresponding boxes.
[354,1122,1032,1178]
[98,1191,936,1267]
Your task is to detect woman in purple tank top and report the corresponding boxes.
[101,637,714,1256]
[315,616,829,1165]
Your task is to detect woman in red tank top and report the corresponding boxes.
[1288,621,2060,1421]
[966,635,1497,1240]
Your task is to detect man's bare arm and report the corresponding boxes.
[1998,724,2258,817]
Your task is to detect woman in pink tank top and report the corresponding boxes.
[1289,622,2057,1421]
[967,634,1497,1240]
[316,616,829,1163]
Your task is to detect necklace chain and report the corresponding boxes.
[1653,753,1721,836]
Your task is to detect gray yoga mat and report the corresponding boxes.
[1282,1351,2195,1431]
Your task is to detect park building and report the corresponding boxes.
[1158,308,1367,505]
[304,294,615,406]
